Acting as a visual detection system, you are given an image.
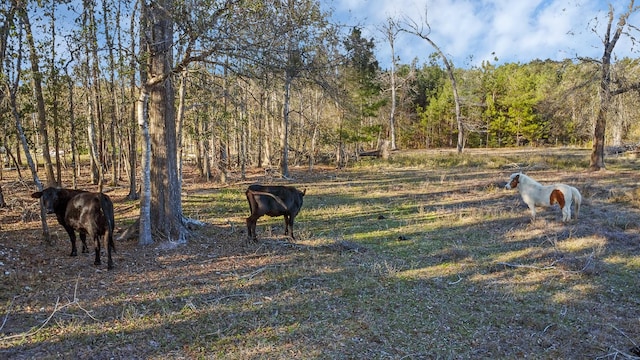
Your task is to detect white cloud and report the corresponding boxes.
[329,0,640,68]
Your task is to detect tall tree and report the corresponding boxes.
[590,0,640,170]
[139,0,183,243]
[81,0,106,188]
[137,0,236,244]
[126,0,140,200]
[382,18,400,150]
[6,12,50,244]
[402,9,464,153]
[16,0,56,185]
[46,0,63,185]
[342,26,382,163]
[102,0,119,186]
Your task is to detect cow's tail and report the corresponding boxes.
[246,189,258,216]
[249,190,288,209]
[100,194,116,252]
[571,186,582,220]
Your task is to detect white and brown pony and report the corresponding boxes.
[505,172,581,222]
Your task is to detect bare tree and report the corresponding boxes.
[589,1,640,170]
[80,0,106,189]
[102,0,120,186]
[6,15,49,243]
[136,0,236,244]
[400,8,464,153]
[381,18,400,150]
[46,1,63,186]
[126,0,140,200]
[15,0,56,184]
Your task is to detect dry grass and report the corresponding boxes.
[1,147,640,359]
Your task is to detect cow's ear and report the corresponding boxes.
[302,189,307,196]
[31,191,43,199]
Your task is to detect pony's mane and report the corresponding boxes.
[515,172,542,187]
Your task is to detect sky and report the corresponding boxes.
[324,0,640,69]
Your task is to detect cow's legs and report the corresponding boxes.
[64,226,78,256]
[104,234,113,269]
[288,216,295,239]
[106,233,114,270]
[93,234,101,266]
[283,215,290,236]
[79,233,89,253]
[246,216,258,241]
[283,215,296,238]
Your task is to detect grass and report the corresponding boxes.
[1,147,640,359]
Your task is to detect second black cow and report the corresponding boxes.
[245,184,305,241]
[31,187,116,270]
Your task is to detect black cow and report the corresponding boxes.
[31,187,116,270]
[245,184,305,241]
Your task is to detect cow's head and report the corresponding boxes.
[31,187,63,214]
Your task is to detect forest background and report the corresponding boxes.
[1,0,640,241]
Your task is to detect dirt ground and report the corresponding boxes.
[1,149,640,359]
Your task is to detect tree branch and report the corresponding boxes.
[612,81,640,95]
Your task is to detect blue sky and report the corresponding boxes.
[325,0,640,69]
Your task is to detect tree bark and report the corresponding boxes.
[7,33,49,244]
[144,0,185,242]
[137,89,152,245]
[384,18,399,150]
[590,1,637,170]
[18,4,56,185]
[127,0,140,200]
[102,0,119,186]
[65,68,79,189]
[403,15,464,153]
[0,186,6,208]
[281,72,291,178]
[176,70,187,182]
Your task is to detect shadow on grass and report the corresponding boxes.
[2,152,640,359]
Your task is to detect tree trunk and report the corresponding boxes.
[281,72,292,178]
[385,19,399,150]
[127,0,140,200]
[102,0,119,186]
[590,2,635,170]
[8,37,49,244]
[591,7,614,170]
[0,186,6,208]
[89,5,105,190]
[137,90,152,245]
[19,6,56,185]
[404,18,464,153]
[144,0,185,243]
[47,2,62,186]
[65,68,79,189]
[176,70,187,182]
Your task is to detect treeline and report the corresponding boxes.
[404,57,640,149]
[1,0,640,186]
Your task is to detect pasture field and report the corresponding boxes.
[1,147,639,359]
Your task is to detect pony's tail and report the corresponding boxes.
[571,187,582,219]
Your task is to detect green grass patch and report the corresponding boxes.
[2,147,639,358]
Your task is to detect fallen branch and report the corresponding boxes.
[498,257,599,275]
[496,261,558,270]
[0,296,17,332]
[240,266,272,280]
[0,276,96,342]
[0,297,64,342]
[448,275,463,285]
